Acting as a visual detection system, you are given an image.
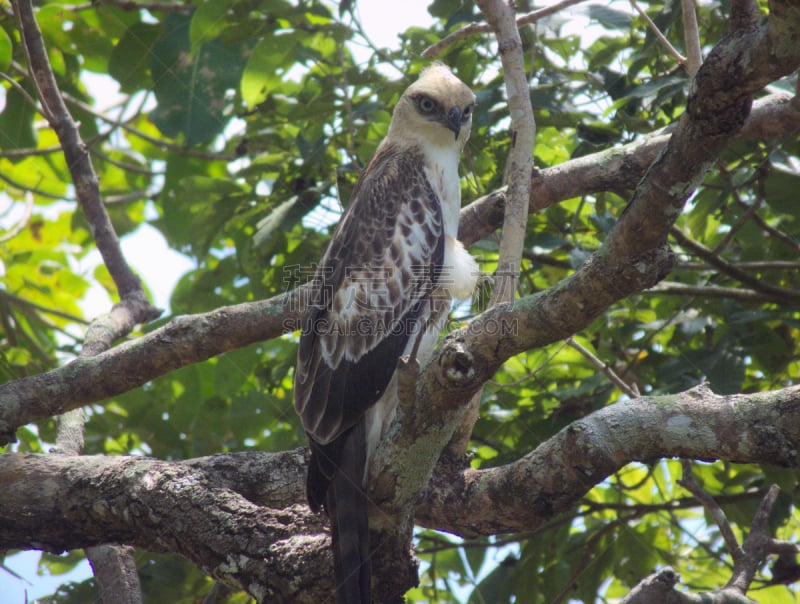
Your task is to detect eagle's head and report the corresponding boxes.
[390,62,476,150]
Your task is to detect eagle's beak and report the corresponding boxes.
[445,106,462,140]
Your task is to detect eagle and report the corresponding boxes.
[294,63,478,603]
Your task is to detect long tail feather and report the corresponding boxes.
[326,421,371,604]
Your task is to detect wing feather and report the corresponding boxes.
[295,142,444,446]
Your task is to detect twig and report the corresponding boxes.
[0,289,89,325]
[337,46,359,168]
[644,282,779,303]
[678,460,743,560]
[0,167,68,200]
[677,260,800,271]
[0,72,48,118]
[105,190,153,205]
[727,484,780,592]
[89,147,158,177]
[423,0,591,59]
[552,514,638,604]
[60,91,236,162]
[670,226,800,304]
[67,0,192,12]
[680,0,702,77]
[348,5,400,70]
[0,143,70,159]
[630,0,687,66]
[708,160,767,255]
[566,337,640,398]
[0,192,34,243]
[744,208,800,254]
[676,463,783,598]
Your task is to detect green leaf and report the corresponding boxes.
[39,551,87,575]
[241,34,298,108]
[150,13,248,145]
[469,557,517,604]
[765,158,800,215]
[590,5,634,29]
[190,0,231,49]
[0,27,11,72]
[0,82,37,151]
[162,176,246,256]
[109,22,161,93]
[4,347,32,367]
[253,194,316,252]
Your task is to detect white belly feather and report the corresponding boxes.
[443,236,479,300]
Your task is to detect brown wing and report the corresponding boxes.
[294,142,444,447]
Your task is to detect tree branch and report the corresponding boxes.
[422,0,591,59]
[415,384,800,536]
[631,0,688,67]
[0,452,331,603]
[0,290,304,444]
[459,92,800,246]
[607,0,800,263]
[644,281,780,303]
[681,0,703,77]
[451,0,538,461]
[12,1,167,598]
[670,226,800,304]
[475,0,536,303]
[679,460,744,559]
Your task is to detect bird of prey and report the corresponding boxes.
[294,63,478,603]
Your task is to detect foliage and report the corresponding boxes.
[0,0,798,602]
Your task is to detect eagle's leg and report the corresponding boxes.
[406,324,427,365]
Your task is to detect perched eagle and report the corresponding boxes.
[294,63,478,603]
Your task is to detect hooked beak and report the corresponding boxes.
[445,106,462,140]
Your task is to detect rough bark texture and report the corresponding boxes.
[0,452,332,602]
[415,384,800,535]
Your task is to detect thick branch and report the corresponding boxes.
[619,567,752,603]
[416,384,800,536]
[0,452,330,603]
[608,0,800,261]
[0,291,302,443]
[458,92,800,246]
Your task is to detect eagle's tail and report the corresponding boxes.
[325,421,371,604]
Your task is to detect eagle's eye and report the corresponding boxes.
[462,104,473,121]
[417,95,437,114]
